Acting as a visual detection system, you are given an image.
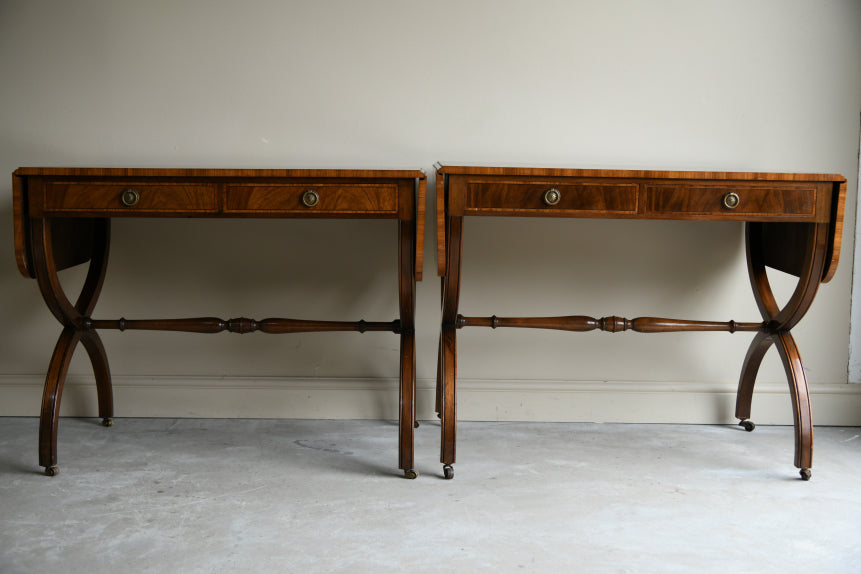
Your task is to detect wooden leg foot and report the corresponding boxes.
[443,464,454,480]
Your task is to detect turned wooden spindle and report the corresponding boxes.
[456,314,763,334]
[84,317,401,334]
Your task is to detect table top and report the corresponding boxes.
[13,167,427,281]
[435,164,846,282]
[14,167,427,179]
[435,164,844,182]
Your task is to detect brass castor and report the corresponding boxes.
[101,418,114,427]
[800,468,812,481]
[404,469,418,480]
[44,466,59,477]
[414,420,420,428]
[443,465,454,480]
[739,419,755,432]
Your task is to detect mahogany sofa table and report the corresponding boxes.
[435,164,846,480]
[13,167,426,479]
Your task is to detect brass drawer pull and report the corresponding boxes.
[543,188,561,206]
[120,188,140,207]
[301,189,319,207]
[722,192,740,210]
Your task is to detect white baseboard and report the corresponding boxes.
[2,375,861,425]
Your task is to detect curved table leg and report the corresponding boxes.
[38,327,82,475]
[435,333,442,417]
[774,331,813,479]
[435,276,444,418]
[398,221,417,479]
[735,331,774,430]
[31,218,112,475]
[739,222,827,479]
[81,331,114,426]
[440,216,463,479]
[78,219,113,426]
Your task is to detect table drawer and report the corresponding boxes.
[645,185,816,218]
[225,183,398,214]
[44,182,219,214]
[465,181,639,215]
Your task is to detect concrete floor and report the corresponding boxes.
[1,418,860,573]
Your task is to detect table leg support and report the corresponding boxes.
[399,330,417,479]
[435,333,443,418]
[439,217,463,479]
[38,327,81,475]
[398,221,417,478]
[775,331,814,478]
[32,218,113,476]
[440,326,457,480]
[81,330,114,427]
[739,222,828,479]
[435,276,445,418]
[735,330,774,429]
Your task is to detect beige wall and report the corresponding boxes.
[2,0,860,424]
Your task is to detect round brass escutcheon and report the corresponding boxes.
[722,192,740,210]
[120,188,140,207]
[543,187,561,206]
[301,189,319,207]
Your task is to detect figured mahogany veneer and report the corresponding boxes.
[466,181,639,215]
[13,167,426,479]
[435,164,846,481]
[645,184,818,219]
[43,182,220,214]
[225,183,399,215]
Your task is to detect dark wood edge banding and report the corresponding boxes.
[436,167,446,277]
[822,180,846,283]
[415,176,426,282]
[13,173,33,278]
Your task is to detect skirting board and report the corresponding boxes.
[2,375,861,425]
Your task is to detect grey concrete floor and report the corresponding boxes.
[1,418,860,573]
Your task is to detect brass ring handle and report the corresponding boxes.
[120,188,140,207]
[721,192,740,210]
[301,189,319,207]
[543,188,561,206]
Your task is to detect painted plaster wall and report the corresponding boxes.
[1,0,859,423]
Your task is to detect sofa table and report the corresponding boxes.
[435,164,846,480]
[13,167,426,478]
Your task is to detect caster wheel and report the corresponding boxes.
[404,469,418,480]
[443,465,454,480]
[800,468,812,481]
[739,419,755,432]
[101,418,114,427]
[414,420,420,428]
[44,466,59,477]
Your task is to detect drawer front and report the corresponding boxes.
[465,181,639,215]
[225,183,398,215]
[44,182,219,214]
[645,185,816,218]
